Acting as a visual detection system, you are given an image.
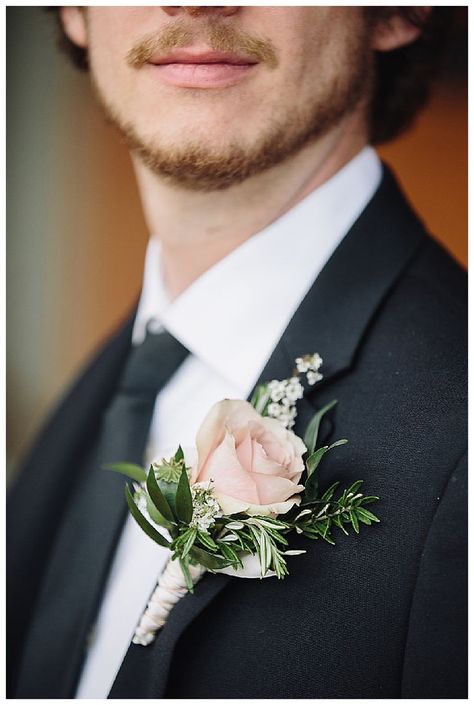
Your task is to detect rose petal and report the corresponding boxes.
[214,493,253,515]
[250,439,288,476]
[249,422,290,466]
[235,432,253,473]
[250,419,306,474]
[196,400,261,476]
[199,431,260,504]
[215,492,302,517]
[252,472,305,504]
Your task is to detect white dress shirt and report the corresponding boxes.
[75,146,382,698]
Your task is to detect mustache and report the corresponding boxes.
[126,19,278,69]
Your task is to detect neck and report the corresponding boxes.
[133,111,368,300]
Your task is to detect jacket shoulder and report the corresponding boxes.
[406,233,466,311]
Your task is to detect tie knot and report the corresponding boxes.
[119,329,189,397]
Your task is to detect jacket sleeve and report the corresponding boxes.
[401,450,467,698]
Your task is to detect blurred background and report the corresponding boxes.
[6,7,468,481]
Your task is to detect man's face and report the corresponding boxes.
[65,7,373,190]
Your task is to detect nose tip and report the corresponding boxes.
[161,6,239,18]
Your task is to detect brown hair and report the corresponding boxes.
[46,6,454,145]
[366,7,454,143]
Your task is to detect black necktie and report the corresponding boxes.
[15,328,190,698]
[97,327,190,467]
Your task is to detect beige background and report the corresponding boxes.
[7,8,467,479]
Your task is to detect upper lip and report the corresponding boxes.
[148,49,259,66]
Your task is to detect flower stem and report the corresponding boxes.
[133,558,206,646]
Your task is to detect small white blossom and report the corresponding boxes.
[133,483,148,513]
[307,370,323,386]
[264,355,322,429]
[268,380,286,402]
[267,402,282,417]
[310,353,323,370]
[295,357,309,373]
[265,377,303,429]
[285,379,304,403]
[190,481,221,532]
[293,353,324,386]
[278,412,294,428]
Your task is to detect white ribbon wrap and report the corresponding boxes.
[133,551,279,646]
[133,558,206,646]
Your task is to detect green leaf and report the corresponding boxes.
[179,557,195,592]
[181,528,198,558]
[146,467,175,522]
[250,384,272,415]
[265,529,289,547]
[307,439,348,478]
[320,481,340,503]
[145,494,173,530]
[218,542,242,566]
[303,399,338,455]
[310,520,335,544]
[174,445,185,464]
[158,479,179,515]
[125,485,171,548]
[320,518,330,538]
[358,495,379,506]
[247,524,273,576]
[189,545,227,570]
[331,439,349,448]
[356,507,380,523]
[346,479,364,498]
[303,451,326,501]
[262,533,272,573]
[320,532,336,545]
[306,446,329,477]
[304,439,349,501]
[197,531,218,551]
[103,462,146,483]
[176,467,193,524]
[333,513,349,535]
[350,510,360,534]
[354,508,372,525]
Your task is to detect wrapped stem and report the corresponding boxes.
[133,558,206,646]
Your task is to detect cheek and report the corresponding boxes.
[277,8,366,92]
[86,9,148,102]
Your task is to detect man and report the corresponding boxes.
[7,6,466,699]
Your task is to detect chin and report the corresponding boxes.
[143,127,250,159]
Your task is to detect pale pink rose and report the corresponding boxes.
[191,399,306,516]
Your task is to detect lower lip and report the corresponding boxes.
[148,62,257,88]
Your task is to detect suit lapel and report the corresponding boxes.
[110,166,426,697]
[280,168,425,384]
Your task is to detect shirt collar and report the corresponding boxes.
[133,146,382,395]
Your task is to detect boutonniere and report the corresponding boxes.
[108,353,380,646]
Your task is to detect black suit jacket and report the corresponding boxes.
[7,167,467,698]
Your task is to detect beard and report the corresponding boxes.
[91,23,373,192]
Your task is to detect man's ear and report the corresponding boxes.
[371,8,431,52]
[59,7,88,49]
